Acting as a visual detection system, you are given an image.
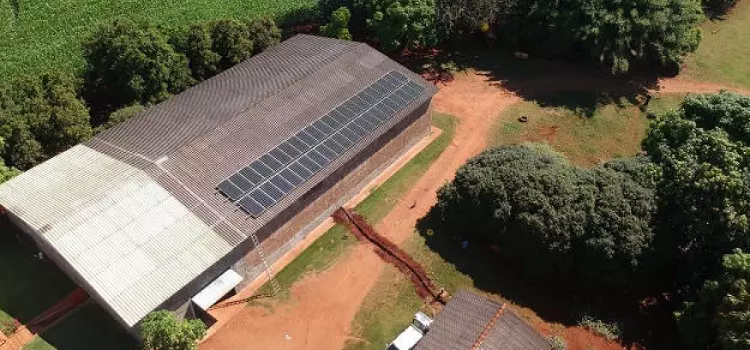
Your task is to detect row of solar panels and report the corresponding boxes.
[217,71,427,218]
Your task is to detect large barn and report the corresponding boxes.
[0,35,437,331]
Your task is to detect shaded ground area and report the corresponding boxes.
[0,218,134,350]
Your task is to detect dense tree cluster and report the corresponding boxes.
[82,19,194,118]
[140,310,206,350]
[643,91,750,283]
[0,17,280,183]
[436,145,658,289]
[433,92,750,348]
[676,249,750,350]
[0,74,92,170]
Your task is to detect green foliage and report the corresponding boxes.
[676,249,750,350]
[6,74,92,156]
[0,73,91,170]
[643,92,750,282]
[208,20,254,70]
[96,104,146,133]
[82,19,194,116]
[247,18,281,52]
[578,315,623,341]
[171,24,222,81]
[140,310,206,350]
[321,7,353,40]
[435,145,658,288]
[437,0,704,74]
[367,0,438,52]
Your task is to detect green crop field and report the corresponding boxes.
[0,0,316,83]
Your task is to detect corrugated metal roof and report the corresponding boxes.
[0,35,437,328]
[416,290,551,350]
[0,146,232,327]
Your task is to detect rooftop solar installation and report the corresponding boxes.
[216,71,426,217]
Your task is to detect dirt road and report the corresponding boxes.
[201,69,747,350]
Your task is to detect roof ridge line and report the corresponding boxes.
[472,303,507,350]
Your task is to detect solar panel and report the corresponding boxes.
[224,70,428,217]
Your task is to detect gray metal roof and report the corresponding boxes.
[0,34,437,328]
[417,290,551,350]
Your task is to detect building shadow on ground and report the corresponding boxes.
[415,209,682,349]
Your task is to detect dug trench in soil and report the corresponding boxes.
[333,207,444,303]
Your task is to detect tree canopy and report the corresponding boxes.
[140,310,206,350]
[246,18,282,53]
[82,19,194,117]
[676,249,750,350]
[0,74,91,170]
[367,0,438,52]
[643,91,750,283]
[435,145,658,289]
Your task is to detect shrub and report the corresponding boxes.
[321,7,353,40]
[0,318,20,336]
[578,315,622,341]
[548,335,567,350]
[140,310,206,350]
[247,18,281,52]
[97,104,146,133]
[82,19,194,116]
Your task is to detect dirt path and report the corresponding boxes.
[655,77,750,95]
[201,69,747,350]
[201,71,518,350]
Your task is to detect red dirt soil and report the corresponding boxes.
[201,70,745,350]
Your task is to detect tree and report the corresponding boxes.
[140,310,206,350]
[82,19,194,117]
[675,249,750,350]
[643,92,750,284]
[367,0,438,52]
[208,20,254,71]
[435,145,657,288]
[321,7,353,40]
[0,136,21,184]
[247,18,281,52]
[96,104,146,133]
[435,0,518,39]
[171,23,221,81]
[8,74,92,156]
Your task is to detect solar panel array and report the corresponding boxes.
[216,71,426,217]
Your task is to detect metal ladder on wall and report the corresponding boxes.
[249,231,281,296]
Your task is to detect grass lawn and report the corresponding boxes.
[681,1,750,89]
[0,0,316,84]
[254,113,457,298]
[491,92,649,167]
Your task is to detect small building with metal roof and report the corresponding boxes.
[0,34,437,331]
[416,290,552,350]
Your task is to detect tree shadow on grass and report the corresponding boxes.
[415,209,682,349]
